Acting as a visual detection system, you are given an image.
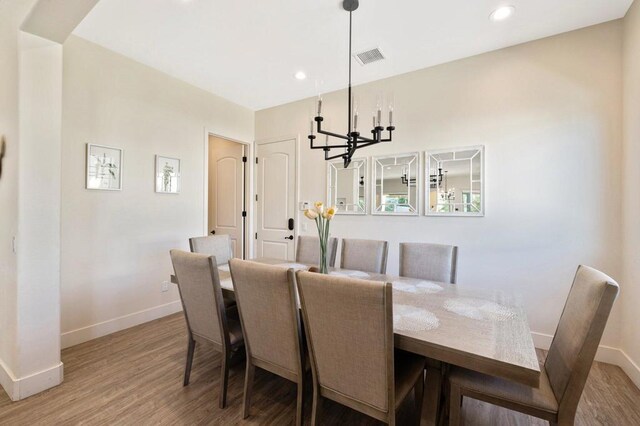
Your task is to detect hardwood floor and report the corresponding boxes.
[1,313,639,425]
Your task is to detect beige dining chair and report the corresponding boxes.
[169,250,244,409]
[296,235,338,267]
[296,270,426,425]
[189,235,236,307]
[340,238,389,273]
[229,259,306,425]
[399,242,458,283]
[189,234,233,266]
[448,265,619,425]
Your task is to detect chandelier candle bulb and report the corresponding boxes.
[353,113,358,131]
[317,97,323,116]
[310,121,314,135]
[377,108,382,126]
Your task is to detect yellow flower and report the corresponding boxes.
[325,206,337,220]
[314,201,324,214]
[304,209,318,220]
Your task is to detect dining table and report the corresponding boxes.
[171,257,540,426]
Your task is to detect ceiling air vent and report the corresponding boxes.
[354,47,385,66]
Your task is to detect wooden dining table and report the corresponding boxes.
[171,257,540,425]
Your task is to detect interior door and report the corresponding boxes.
[256,138,296,260]
[209,136,245,258]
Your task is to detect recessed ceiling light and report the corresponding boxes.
[489,5,516,22]
[294,71,307,80]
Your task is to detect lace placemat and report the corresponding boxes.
[443,298,516,321]
[394,304,440,332]
[393,280,443,294]
[274,263,310,270]
[329,270,370,278]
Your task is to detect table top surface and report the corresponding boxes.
[173,257,540,387]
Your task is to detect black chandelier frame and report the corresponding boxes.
[308,0,395,168]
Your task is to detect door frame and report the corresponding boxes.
[203,128,254,259]
[254,135,300,259]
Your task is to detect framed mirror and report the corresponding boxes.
[372,153,420,215]
[426,145,484,216]
[327,158,367,214]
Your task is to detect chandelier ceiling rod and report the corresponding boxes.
[347,4,352,146]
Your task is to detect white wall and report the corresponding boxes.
[0,0,69,401]
[0,0,36,392]
[622,0,640,385]
[257,22,624,348]
[15,32,64,398]
[60,36,254,347]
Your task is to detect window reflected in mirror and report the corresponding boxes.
[426,146,484,216]
[373,153,419,215]
[327,158,367,214]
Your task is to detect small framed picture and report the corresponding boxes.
[86,144,123,191]
[155,155,181,194]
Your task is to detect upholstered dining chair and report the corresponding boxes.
[448,265,619,425]
[399,242,458,283]
[296,271,426,425]
[296,235,338,267]
[189,235,236,307]
[169,250,244,409]
[340,238,389,273]
[229,259,306,426]
[189,234,234,266]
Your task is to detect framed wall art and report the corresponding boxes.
[155,155,181,194]
[86,144,123,191]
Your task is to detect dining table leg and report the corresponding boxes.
[421,362,443,426]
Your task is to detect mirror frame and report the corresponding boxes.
[425,145,485,217]
[326,157,368,215]
[371,152,421,216]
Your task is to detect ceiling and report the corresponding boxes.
[74,0,632,111]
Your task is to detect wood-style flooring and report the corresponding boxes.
[1,313,639,425]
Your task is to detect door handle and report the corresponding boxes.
[210,230,216,235]
[284,235,294,240]
[288,218,294,231]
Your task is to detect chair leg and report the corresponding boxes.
[415,374,425,425]
[295,379,304,426]
[219,351,230,409]
[311,390,322,426]
[183,337,196,386]
[242,359,256,419]
[448,384,462,426]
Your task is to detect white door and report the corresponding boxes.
[256,138,296,260]
[209,136,245,258]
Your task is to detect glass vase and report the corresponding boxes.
[319,241,328,274]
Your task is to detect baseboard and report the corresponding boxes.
[531,332,640,389]
[0,358,63,401]
[0,357,18,401]
[531,332,621,364]
[61,300,183,349]
[617,350,640,390]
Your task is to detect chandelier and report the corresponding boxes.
[429,167,444,188]
[308,0,395,168]
[401,167,416,187]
